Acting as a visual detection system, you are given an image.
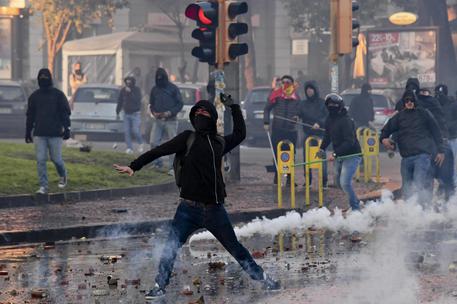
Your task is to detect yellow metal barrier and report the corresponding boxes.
[277,140,295,208]
[356,127,380,183]
[304,137,324,208]
[362,128,380,183]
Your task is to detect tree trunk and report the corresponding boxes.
[48,51,55,76]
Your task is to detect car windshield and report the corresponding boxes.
[179,88,198,105]
[342,94,389,108]
[247,89,271,104]
[74,88,119,103]
[0,86,26,102]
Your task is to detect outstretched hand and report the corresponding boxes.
[220,93,234,107]
[113,164,134,176]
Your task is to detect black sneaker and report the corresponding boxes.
[262,275,280,290]
[145,285,166,300]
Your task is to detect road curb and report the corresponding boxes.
[0,182,176,209]
[0,208,295,246]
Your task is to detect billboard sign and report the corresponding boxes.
[367,28,437,89]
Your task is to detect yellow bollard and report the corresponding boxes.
[355,127,365,181]
[304,137,324,208]
[277,140,295,209]
[362,128,380,183]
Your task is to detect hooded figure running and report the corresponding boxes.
[114,94,280,300]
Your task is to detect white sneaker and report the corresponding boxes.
[36,187,47,195]
[58,176,67,189]
[138,144,144,153]
[125,148,133,154]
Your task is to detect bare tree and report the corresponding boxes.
[156,0,192,82]
[30,0,128,75]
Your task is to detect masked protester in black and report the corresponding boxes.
[434,84,456,201]
[25,68,71,194]
[348,83,375,129]
[113,94,280,300]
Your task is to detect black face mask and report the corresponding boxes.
[38,76,52,88]
[75,69,82,75]
[328,106,340,117]
[194,115,213,132]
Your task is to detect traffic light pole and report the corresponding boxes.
[330,0,339,93]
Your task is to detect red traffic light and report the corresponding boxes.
[185,2,218,27]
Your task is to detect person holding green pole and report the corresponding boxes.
[316,94,362,211]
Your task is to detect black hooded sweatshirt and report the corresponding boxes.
[348,84,374,127]
[26,69,71,137]
[300,81,327,136]
[436,85,457,139]
[320,107,361,157]
[395,78,448,138]
[149,68,183,118]
[116,76,142,115]
[129,101,245,205]
[381,91,443,157]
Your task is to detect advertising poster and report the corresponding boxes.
[0,18,11,79]
[367,29,437,89]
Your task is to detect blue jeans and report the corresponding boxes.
[34,137,66,189]
[123,112,143,150]
[149,119,178,169]
[334,156,361,210]
[448,138,457,186]
[155,200,264,288]
[400,153,432,204]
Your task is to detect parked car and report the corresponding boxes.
[242,86,272,146]
[340,89,396,131]
[175,82,207,133]
[0,80,28,138]
[71,84,123,141]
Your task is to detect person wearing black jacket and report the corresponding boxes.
[25,68,71,194]
[114,95,280,299]
[434,84,456,199]
[300,81,328,187]
[381,90,444,204]
[116,76,144,154]
[149,68,184,172]
[348,83,375,129]
[318,94,362,211]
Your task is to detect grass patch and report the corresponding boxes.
[0,142,173,195]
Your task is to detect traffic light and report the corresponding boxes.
[336,0,360,55]
[222,1,249,63]
[185,2,219,64]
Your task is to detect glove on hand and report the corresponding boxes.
[63,128,71,140]
[220,93,234,107]
[315,149,326,160]
[25,132,33,144]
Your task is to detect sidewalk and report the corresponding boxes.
[0,160,400,238]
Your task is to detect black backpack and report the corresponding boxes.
[173,132,225,187]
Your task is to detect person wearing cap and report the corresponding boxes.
[113,94,280,299]
[264,75,301,184]
[381,90,444,205]
[317,94,362,211]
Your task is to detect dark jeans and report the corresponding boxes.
[434,145,455,200]
[303,135,328,185]
[155,200,264,288]
[401,153,432,205]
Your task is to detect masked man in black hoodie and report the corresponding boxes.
[114,94,280,300]
[149,68,184,173]
[300,81,328,187]
[25,69,71,194]
[381,90,444,205]
[317,94,362,211]
[116,76,144,154]
[348,83,375,129]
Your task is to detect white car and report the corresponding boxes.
[71,84,123,141]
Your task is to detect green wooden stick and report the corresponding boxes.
[292,152,363,167]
